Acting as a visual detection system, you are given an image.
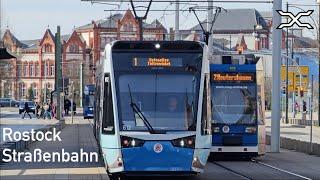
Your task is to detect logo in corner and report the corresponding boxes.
[277,10,314,29]
[153,143,163,153]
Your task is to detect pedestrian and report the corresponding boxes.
[303,101,307,113]
[64,99,68,116]
[35,102,40,118]
[22,102,32,119]
[72,101,76,115]
[43,103,51,119]
[295,102,300,113]
[51,102,56,119]
[67,99,71,115]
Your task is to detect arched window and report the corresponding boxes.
[69,44,79,53]
[50,65,55,76]
[23,64,28,76]
[19,83,26,98]
[30,63,34,76]
[35,63,39,76]
[43,44,53,53]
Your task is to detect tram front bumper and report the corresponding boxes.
[211,146,258,152]
[121,141,198,173]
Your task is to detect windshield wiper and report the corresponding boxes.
[128,84,156,134]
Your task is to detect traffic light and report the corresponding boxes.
[295,87,299,96]
[300,87,304,97]
[281,86,286,94]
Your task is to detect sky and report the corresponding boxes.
[0,0,318,40]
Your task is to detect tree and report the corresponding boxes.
[0,60,14,98]
[27,87,34,101]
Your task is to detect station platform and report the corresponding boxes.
[1,115,320,180]
[265,111,320,156]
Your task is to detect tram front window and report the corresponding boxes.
[211,85,257,124]
[118,74,197,132]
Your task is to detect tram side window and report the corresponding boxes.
[94,77,101,132]
[201,74,211,135]
[102,74,115,134]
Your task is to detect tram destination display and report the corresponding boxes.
[211,72,255,83]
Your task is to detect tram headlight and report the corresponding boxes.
[245,127,257,134]
[172,136,195,149]
[155,43,161,49]
[120,136,145,148]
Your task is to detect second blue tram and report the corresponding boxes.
[210,54,265,159]
[83,84,95,119]
[94,41,212,179]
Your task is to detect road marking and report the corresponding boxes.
[252,160,312,180]
[213,162,252,180]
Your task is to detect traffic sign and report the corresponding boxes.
[281,66,309,92]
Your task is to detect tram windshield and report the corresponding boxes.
[113,52,202,132]
[211,84,257,125]
[118,74,198,132]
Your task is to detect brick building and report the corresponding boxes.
[75,10,167,64]
[0,10,167,101]
[1,29,91,101]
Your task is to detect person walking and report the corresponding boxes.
[51,102,56,119]
[22,102,32,119]
[35,102,40,119]
[303,101,307,113]
[295,102,300,113]
[43,103,51,119]
[64,99,70,116]
[72,101,76,115]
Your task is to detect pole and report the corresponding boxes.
[44,60,47,103]
[55,26,62,120]
[71,81,74,124]
[310,75,313,153]
[138,18,143,41]
[318,2,320,127]
[293,74,296,118]
[291,29,303,114]
[207,0,213,57]
[285,2,289,124]
[271,0,282,153]
[229,35,232,50]
[174,0,180,40]
[80,62,83,108]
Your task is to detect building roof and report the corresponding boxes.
[76,14,123,30]
[76,12,166,31]
[190,9,269,32]
[19,34,73,50]
[20,39,39,50]
[2,29,26,48]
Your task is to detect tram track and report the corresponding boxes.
[212,162,252,180]
[210,159,313,180]
[251,159,312,180]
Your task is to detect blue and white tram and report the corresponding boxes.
[210,54,266,159]
[94,41,212,178]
